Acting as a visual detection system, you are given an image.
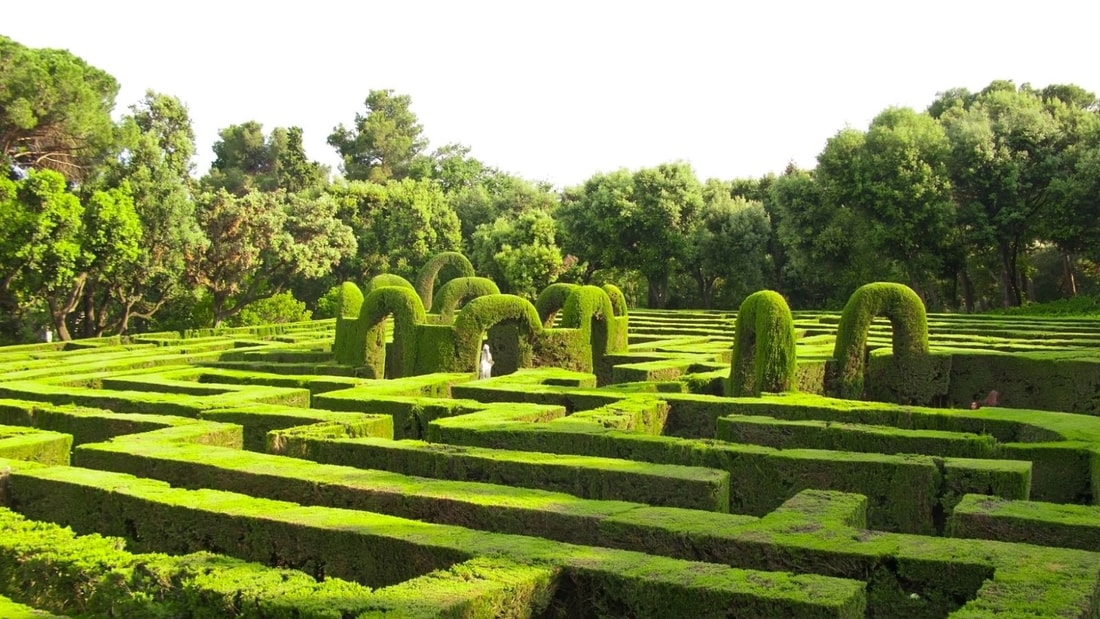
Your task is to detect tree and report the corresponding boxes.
[203,121,282,195]
[277,127,328,193]
[768,166,886,308]
[452,173,557,244]
[940,82,1062,306]
[85,91,204,335]
[816,108,957,302]
[428,143,498,195]
[0,169,140,340]
[681,182,772,308]
[0,35,118,181]
[203,122,327,196]
[471,209,565,299]
[0,169,87,339]
[559,162,703,307]
[329,177,459,281]
[189,189,355,326]
[328,89,429,183]
[1039,87,1100,295]
[558,169,635,281]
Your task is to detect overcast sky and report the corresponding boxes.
[5,1,1098,188]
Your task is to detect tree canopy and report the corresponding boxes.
[0,35,118,181]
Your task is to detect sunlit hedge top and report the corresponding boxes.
[535,283,579,327]
[363,273,414,297]
[415,252,475,310]
[729,290,797,396]
[829,282,929,400]
[431,277,501,321]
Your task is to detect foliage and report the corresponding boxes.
[471,209,565,300]
[330,178,461,282]
[983,293,1100,317]
[681,180,772,308]
[452,174,557,243]
[202,122,326,195]
[768,166,887,308]
[85,91,204,336]
[559,162,703,308]
[818,108,956,301]
[228,291,311,327]
[189,189,355,326]
[328,89,429,183]
[0,169,142,340]
[0,35,118,180]
[728,290,797,396]
[939,82,1064,307]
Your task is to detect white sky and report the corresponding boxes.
[5,1,1098,189]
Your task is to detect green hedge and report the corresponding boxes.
[415,251,475,311]
[716,414,999,458]
[2,460,870,617]
[0,427,71,465]
[272,434,729,511]
[728,290,798,396]
[362,273,415,296]
[0,506,380,618]
[948,494,1100,551]
[827,282,930,400]
[431,276,501,321]
[534,283,578,327]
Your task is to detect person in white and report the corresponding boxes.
[478,343,494,379]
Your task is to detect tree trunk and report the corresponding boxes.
[1062,250,1078,297]
[47,274,88,341]
[960,267,974,314]
[82,285,96,338]
[1000,241,1022,307]
[692,270,713,309]
[646,273,669,309]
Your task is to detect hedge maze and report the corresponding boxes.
[4,275,1100,617]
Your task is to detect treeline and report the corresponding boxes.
[2,34,1099,343]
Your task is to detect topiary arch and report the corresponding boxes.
[827,282,930,400]
[534,283,579,327]
[728,290,797,396]
[362,273,415,296]
[415,252,475,311]
[334,285,426,377]
[431,277,501,322]
[448,295,543,375]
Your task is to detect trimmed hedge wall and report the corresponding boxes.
[728,290,798,397]
[827,282,930,400]
[948,494,1100,551]
[0,505,557,618]
[2,461,869,617]
[431,276,501,321]
[0,427,71,466]
[415,251,475,311]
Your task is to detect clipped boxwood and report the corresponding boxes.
[415,251,475,311]
[728,290,797,396]
[431,276,501,321]
[827,282,929,400]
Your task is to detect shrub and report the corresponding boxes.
[229,292,311,327]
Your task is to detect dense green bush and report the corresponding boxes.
[228,292,311,327]
[728,290,797,396]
